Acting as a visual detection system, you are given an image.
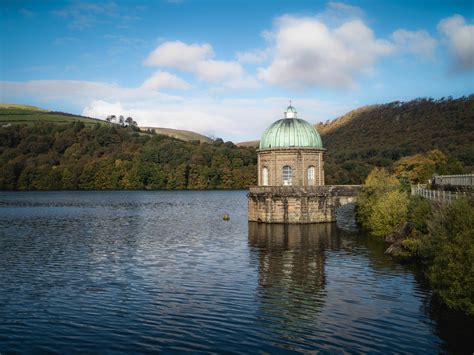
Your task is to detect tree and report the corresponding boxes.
[368,190,409,237]
[105,115,117,123]
[125,116,137,127]
[424,197,474,315]
[357,168,401,228]
[394,150,465,184]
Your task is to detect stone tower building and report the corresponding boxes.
[248,105,360,224]
[257,105,325,187]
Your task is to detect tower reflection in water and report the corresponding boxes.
[248,222,342,346]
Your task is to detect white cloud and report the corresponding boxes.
[82,96,349,141]
[438,14,474,70]
[0,79,350,142]
[221,75,260,90]
[144,40,258,88]
[144,41,213,71]
[195,60,243,82]
[258,15,393,89]
[141,71,191,90]
[236,48,270,64]
[0,80,183,107]
[392,29,437,60]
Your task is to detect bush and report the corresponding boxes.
[368,190,409,237]
[357,168,400,228]
[408,196,432,233]
[424,197,474,315]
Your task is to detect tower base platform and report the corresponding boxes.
[248,186,361,224]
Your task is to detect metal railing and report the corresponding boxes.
[411,185,469,203]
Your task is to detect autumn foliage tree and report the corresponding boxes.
[0,122,257,190]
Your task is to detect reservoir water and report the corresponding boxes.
[0,191,472,353]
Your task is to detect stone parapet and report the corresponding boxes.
[249,185,361,196]
[247,185,362,224]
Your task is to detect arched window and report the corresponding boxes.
[262,167,269,186]
[308,166,315,185]
[282,165,292,186]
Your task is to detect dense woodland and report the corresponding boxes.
[318,95,473,184]
[0,123,257,190]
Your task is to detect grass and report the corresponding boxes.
[0,103,213,143]
[141,126,212,143]
[0,104,107,126]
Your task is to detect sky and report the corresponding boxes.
[1,0,473,142]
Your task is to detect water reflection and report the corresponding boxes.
[248,222,340,351]
[248,222,340,288]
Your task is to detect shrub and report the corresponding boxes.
[357,168,400,228]
[408,195,432,234]
[368,190,409,237]
[424,197,474,315]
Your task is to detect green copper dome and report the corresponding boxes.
[259,114,323,150]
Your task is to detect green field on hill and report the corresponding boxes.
[0,104,106,126]
[141,126,212,143]
[0,104,212,143]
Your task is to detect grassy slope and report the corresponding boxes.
[141,127,212,143]
[0,104,106,126]
[0,104,213,143]
[236,140,259,148]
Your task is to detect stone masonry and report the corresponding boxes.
[258,148,325,186]
[248,185,361,224]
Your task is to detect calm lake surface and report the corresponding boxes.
[0,191,472,353]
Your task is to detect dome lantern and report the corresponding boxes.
[285,105,297,119]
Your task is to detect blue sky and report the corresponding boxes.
[1,0,473,141]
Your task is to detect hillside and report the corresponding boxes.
[0,104,106,126]
[318,96,473,183]
[0,122,256,190]
[141,126,212,143]
[237,96,473,184]
[236,140,259,148]
[0,104,213,143]
[1,97,472,189]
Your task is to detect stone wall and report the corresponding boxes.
[257,148,325,186]
[248,185,361,224]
